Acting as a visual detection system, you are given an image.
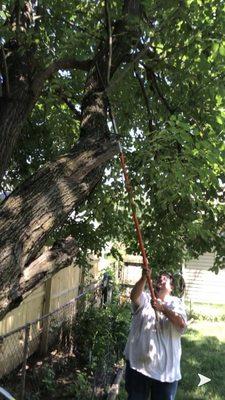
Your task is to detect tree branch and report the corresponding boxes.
[134,67,154,132]
[123,0,143,17]
[15,0,20,32]
[0,46,10,97]
[59,93,82,121]
[144,64,174,114]
[0,236,79,320]
[105,0,113,86]
[0,134,118,312]
[32,57,93,96]
[107,43,150,94]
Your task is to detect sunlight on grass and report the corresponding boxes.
[118,321,225,400]
[185,301,225,322]
[190,321,225,342]
[177,322,225,400]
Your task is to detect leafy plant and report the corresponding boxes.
[40,365,56,395]
[72,290,131,395]
[65,371,92,400]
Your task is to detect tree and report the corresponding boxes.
[0,0,224,320]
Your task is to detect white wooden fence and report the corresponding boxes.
[0,254,107,378]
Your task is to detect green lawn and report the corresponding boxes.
[185,301,225,322]
[118,321,225,400]
[177,321,225,400]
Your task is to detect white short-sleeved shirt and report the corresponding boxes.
[124,292,187,383]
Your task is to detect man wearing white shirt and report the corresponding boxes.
[124,270,187,400]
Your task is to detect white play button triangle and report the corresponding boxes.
[198,374,211,387]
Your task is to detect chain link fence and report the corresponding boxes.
[0,282,104,400]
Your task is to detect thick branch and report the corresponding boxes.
[59,93,82,121]
[32,57,93,96]
[0,55,92,182]
[0,92,34,183]
[87,0,143,94]
[105,0,113,86]
[123,0,143,16]
[0,236,79,320]
[8,0,33,32]
[0,134,118,314]
[0,46,10,97]
[108,44,150,94]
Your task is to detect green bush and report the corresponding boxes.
[73,301,131,371]
[65,371,92,399]
[72,290,131,397]
[40,365,56,395]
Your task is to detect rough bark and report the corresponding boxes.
[0,133,118,317]
[0,0,142,320]
[0,93,34,182]
[0,236,79,320]
[0,50,116,316]
[0,55,92,183]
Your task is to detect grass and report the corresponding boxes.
[118,320,225,400]
[185,301,225,322]
[177,321,225,400]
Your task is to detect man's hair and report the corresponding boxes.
[157,271,175,288]
[155,270,186,297]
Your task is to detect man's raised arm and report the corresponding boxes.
[130,270,147,306]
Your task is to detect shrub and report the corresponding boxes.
[72,292,131,395]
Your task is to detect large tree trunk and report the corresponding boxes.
[0,27,39,182]
[0,0,142,320]
[0,133,118,319]
[0,93,35,182]
[0,81,118,320]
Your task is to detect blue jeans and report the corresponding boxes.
[125,361,178,400]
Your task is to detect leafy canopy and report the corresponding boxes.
[1,0,225,272]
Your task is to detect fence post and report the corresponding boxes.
[77,268,86,314]
[101,273,112,305]
[40,277,52,355]
[107,366,124,400]
[21,323,30,400]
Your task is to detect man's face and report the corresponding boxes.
[156,274,173,293]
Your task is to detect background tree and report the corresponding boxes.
[0,0,224,319]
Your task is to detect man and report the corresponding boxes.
[124,270,187,400]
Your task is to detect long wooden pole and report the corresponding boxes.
[109,106,156,302]
[118,148,156,301]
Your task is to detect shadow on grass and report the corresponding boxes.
[177,328,225,400]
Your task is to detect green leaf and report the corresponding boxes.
[216,116,223,125]
[212,42,219,55]
[219,45,225,56]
